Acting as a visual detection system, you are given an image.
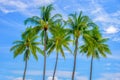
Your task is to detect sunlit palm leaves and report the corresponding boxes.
[24,4,62,80]
[10,4,111,80]
[68,11,96,80]
[47,21,71,80]
[10,28,42,80]
[80,26,111,80]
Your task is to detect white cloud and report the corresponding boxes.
[13,77,32,80]
[34,0,55,6]
[11,70,41,76]
[107,55,120,60]
[76,76,88,80]
[53,4,68,21]
[47,76,58,80]
[97,73,120,80]
[11,70,76,78]
[104,26,119,34]
[63,5,70,10]
[11,70,89,79]
[90,0,120,42]
[0,0,28,11]
[0,7,15,13]
[91,7,102,14]
[112,11,120,17]
[0,0,56,16]
[113,37,120,41]
[5,76,32,80]
[105,63,111,66]
[87,0,120,42]
[0,0,30,15]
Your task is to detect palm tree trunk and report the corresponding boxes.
[43,30,47,80]
[52,52,59,80]
[89,56,93,80]
[23,59,28,80]
[72,37,78,80]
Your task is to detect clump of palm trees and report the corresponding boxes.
[10,4,111,80]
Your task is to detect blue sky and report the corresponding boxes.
[0,0,120,80]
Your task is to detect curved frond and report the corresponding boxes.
[13,45,26,58]
[47,44,55,56]
[36,46,44,55]
[12,40,24,44]
[60,47,65,58]
[63,44,72,54]
[50,13,62,21]
[30,45,38,60]
[24,17,40,25]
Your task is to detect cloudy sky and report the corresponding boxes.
[0,0,120,80]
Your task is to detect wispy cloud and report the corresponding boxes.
[105,63,111,66]
[33,0,56,6]
[13,77,32,80]
[0,0,28,13]
[5,76,32,80]
[47,76,58,80]
[107,55,120,60]
[10,69,89,80]
[11,70,78,79]
[0,18,24,30]
[0,0,56,16]
[112,37,120,42]
[112,10,120,17]
[97,73,120,80]
[76,76,88,80]
[89,0,120,42]
[0,6,15,13]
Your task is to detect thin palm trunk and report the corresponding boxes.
[43,30,47,80]
[23,59,28,80]
[52,52,59,80]
[90,56,93,80]
[72,37,78,80]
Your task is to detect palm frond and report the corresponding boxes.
[36,46,44,55]
[47,44,55,56]
[24,17,40,25]
[12,40,24,45]
[30,45,38,60]
[50,13,62,21]
[13,45,26,58]
[63,45,72,54]
[60,47,65,59]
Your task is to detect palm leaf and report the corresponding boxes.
[60,47,65,59]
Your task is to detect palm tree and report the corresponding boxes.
[80,27,111,80]
[47,21,72,80]
[24,4,62,80]
[67,11,94,80]
[10,28,42,80]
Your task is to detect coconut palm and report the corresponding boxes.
[67,11,95,80]
[24,4,62,80]
[10,28,42,80]
[80,27,111,80]
[47,21,72,80]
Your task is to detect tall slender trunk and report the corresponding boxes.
[72,37,78,80]
[43,30,47,80]
[23,59,28,80]
[89,56,93,80]
[52,52,59,80]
